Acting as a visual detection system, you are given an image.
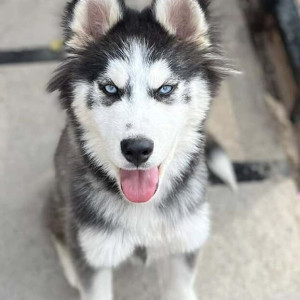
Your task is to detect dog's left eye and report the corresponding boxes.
[104,84,118,95]
[158,85,173,95]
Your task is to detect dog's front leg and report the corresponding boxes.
[81,268,113,300]
[156,252,199,300]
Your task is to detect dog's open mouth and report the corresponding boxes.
[120,167,159,203]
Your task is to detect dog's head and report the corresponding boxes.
[49,0,231,204]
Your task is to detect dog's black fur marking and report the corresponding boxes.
[134,246,148,264]
[71,175,119,231]
[87,88,95,109]
[126,123,133,130]
[62,0,81,42]
[158,133,207,217]
[185,252,198,269]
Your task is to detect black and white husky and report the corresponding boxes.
[46,0,235,299]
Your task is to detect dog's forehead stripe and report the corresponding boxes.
[105,59,130,88]
[148,60,172,89]
[104,41,172,90]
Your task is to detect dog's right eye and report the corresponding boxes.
[103,84,118,95]
[158,85,173,95]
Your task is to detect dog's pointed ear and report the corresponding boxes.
[152,0,210,47]
[66,0,124,49]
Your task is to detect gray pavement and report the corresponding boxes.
[197,179,300,300]
[207,0,285,162]
[1,0,300,299]
[0,0,64,50]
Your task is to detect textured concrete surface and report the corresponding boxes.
[1,0,300,299]
[0,0,64,50]
[0,63,68,300]
[207,0,286,161]
[197,179,300,300]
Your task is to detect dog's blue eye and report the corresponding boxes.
[104,84,118,95]
[158,85,173,95]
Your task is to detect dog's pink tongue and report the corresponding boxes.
[121,167,159,203]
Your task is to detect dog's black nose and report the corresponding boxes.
[121,138,154,167]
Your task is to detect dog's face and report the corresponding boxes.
[49,0,230,203]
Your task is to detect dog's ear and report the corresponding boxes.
[65,0,124,49]
[152,0,210,47]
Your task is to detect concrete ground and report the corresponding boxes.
[1,0,300,299]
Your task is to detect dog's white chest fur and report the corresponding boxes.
[79,203,210,268]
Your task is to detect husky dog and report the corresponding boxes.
[46,0,234,299]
